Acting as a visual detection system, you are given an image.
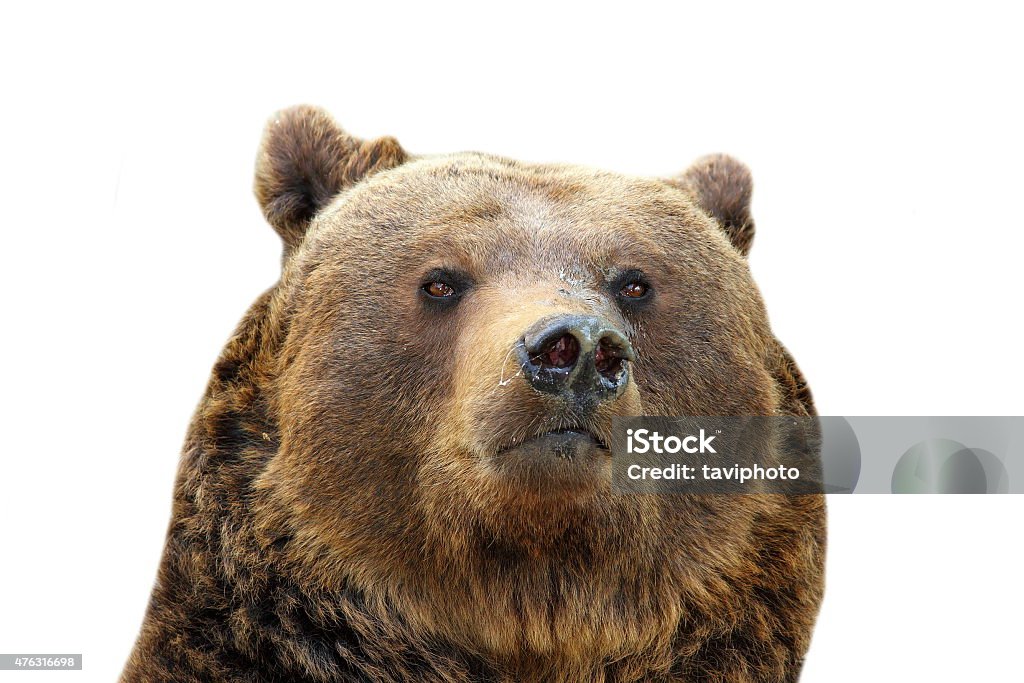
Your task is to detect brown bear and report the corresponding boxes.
[122,105,825,683]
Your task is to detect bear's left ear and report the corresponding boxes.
[666,154,755,256]
[254,105,409,253]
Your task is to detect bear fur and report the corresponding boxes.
[122,105,825,683]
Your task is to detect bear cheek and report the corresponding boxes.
[428,291,560,462]
[631,325,778,416]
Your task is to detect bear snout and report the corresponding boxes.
[518,313,635,405]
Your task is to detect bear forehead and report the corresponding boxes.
[305,152,727,270]
[330,152,702,219]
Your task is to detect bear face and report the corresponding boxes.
[124,106,824,683]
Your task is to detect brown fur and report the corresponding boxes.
[123,105,825,682]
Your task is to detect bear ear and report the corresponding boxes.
[254,105,409,252]
[667,154,755,256]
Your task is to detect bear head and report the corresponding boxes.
[189,105,819,671]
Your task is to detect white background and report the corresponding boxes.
[2,2,1022,681]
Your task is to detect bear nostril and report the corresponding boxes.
[594,337,627,380]
[537,333,580,369]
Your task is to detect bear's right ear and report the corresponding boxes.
[665,154,755,257]
[254,105,408,252]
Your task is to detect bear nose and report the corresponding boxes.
[519,314,635,402]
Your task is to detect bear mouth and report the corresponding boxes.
[487,427,611,495]
[495,428,609,456]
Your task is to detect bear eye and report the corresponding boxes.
[423,281,456,298]
[619,281,648,298]
[613,270,653,304]
[419,269,473,310]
